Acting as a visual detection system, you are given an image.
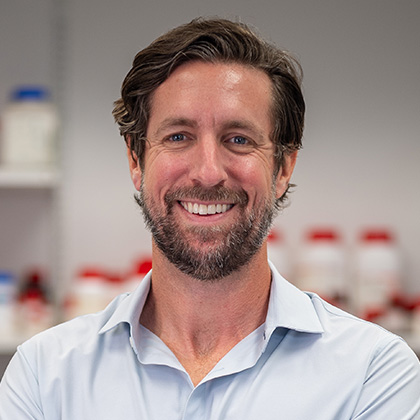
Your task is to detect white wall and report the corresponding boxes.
[2,0,419,296]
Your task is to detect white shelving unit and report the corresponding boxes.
[0,2,65,377]
[0,334,30,355]
[0,167,60,376]
[0,167,61,354]
[0,166,59,189]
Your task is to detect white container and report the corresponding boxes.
[65,269,110,320]
[16,270,54,338]
[411,299,420,339]
[123,257,152,293]
[267,229,291,280]
[1,86,58,167]
[353,229,402,321]
[0,271,17,340]
[295,229,347,307]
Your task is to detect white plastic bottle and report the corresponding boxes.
[295,229,347,308]
[353,229,402,322]
[1,86,58,167]
[267,229,290,280]
[65,269,110,320]
[123,257,152,293]
[17,270,54,338]
[411,298,420,341]
[0,271,17,342]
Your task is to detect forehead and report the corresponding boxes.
[148,61,274,132]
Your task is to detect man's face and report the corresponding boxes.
[129,61,296,280]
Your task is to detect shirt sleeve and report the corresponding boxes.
[0,348,44,420]
[352,337,420,420]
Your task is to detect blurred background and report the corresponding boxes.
[1,0,419,371]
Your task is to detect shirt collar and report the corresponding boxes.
[98,272,152,346]
[265,260,324,337]
[98,261,324,343]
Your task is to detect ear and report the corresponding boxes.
[275,151,298,199]
[126,136,142,191]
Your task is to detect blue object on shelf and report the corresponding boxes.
[10,86,50,102]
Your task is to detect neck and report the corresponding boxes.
[140,242,272,384]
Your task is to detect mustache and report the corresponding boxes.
[164,185,249,206]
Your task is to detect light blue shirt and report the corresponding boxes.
[1,263,419,419]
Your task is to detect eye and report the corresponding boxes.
[224,135,256,154]
[168,133,186,142]
[228,136,248,145]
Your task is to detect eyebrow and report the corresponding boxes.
[154,118,197,137]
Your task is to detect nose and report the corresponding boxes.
[189,136,228,187]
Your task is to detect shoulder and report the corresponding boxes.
[307,292,419,368]
[309,292,399,341]
[19,292,131,359]
[306,296,420,418]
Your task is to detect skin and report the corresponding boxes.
[127,61,297,386]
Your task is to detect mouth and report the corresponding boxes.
[179,201,234,215]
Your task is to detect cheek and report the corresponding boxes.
[238,157,274,186]
[144,154,188,195]
[232,161,275,203]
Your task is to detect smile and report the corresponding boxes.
[180,201,234,215]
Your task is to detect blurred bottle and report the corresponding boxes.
[123,257,152,293]
[295,229,348,308]
[106,273,125,303]
[0,271,17,340]
[267,229,291,280]
[17,270,53,337]
[65,268,110,320]
[352,229,402,323]
[411,297,420,339]
[1,86,58,168]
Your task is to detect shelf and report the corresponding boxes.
[0,334,27,354]
[0,166,59,188]
[0,329,53,354]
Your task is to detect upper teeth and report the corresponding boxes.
[181,202,233,215]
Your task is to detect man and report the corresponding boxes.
[1,17,419,419]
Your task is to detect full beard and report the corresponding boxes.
[136,182,278,281]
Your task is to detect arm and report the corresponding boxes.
[352,338,420,420]
[0,348,44,420]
